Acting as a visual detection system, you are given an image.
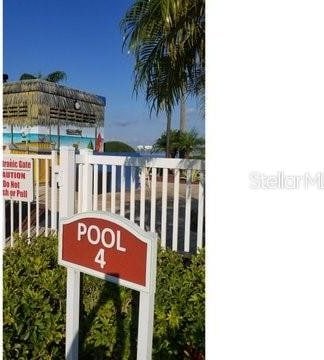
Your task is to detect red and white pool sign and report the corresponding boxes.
[58,212,157,293]
[2,156,33,202]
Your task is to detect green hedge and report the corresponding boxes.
[103,141,136,153]
[4,236,204,359]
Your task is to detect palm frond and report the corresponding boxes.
[19,73,38,80]
[121,0,205,115]
[45,71,67,83]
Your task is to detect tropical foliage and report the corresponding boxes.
[121,0,205,115]
[152,128,204,158]
[4,235,205,359]
[19,71,67,83]
[104,141,136,153]
[121,0,205,158]
[152,129,181,158]
[178,129,205,159]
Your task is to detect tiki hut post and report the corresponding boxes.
[10,124,13,144]
[57,120,60,150]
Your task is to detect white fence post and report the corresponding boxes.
[2,199,6,249]
[137,234,157,360]
[51,150,58,232]
[59,147,79,360]
[79,148,93,211]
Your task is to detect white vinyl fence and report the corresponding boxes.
[4,147,205,254]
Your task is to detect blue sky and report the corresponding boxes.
[4,0,204,147]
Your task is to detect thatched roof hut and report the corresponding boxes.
[3,79,106,127]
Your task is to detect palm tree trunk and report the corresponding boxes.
[179,94,186,132]
[166,110,172,158]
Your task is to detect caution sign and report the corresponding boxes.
[2,157,34,202]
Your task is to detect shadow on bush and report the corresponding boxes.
[79,276,139,360]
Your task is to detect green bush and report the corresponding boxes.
[4,236,204,359]
[104,141,135,153]
[3,235,66,359]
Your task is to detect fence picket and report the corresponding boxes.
[51,151,58,232]
[111,165,116,213]
[45,159,49,236]
[130,167,135,222]
[172,169,180,251]
[19,201,22,236]
[120,165,126,216]
[184,169,192,252]
[140,167,146,229]
[102,164,107,211]
[10,200,14,247]
[150,167,157,232]
[161,168,168,247]
[93,164,98,211]
[36,158,39,236]
[27,201,31,241]
[3,200,5,248]
[78,164,83,213]
[80,149,93,212]
[197,172,205,249]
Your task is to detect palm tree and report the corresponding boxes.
[177,129,204,159]
[19,71,67,83]
[152,128,204,159]
[121,0,204,112]
[121,0,205,156]
[179,94,186,132]
[44,71,67,83]
[152,129,181,158]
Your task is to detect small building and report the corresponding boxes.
[3,79,106,153]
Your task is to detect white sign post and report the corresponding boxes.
[58,147,79,360]
[3,156,34,202]
[59,147,157,360]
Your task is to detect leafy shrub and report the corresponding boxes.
[152,129,205,159]
[154,249,205,359]
[104,141,135,153]
[4,236,204,359]
[3,235,66,359]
